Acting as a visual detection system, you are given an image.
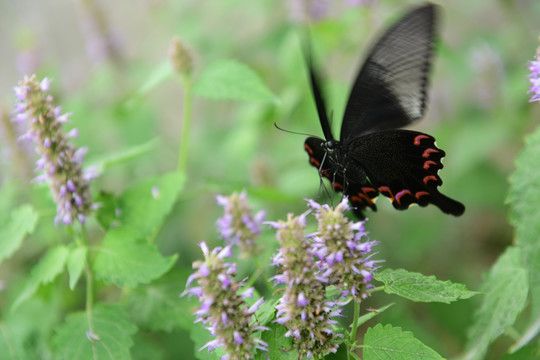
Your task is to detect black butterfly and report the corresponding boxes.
[304,3,465,219]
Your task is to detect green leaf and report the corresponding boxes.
[0,204,38,264]
[86,138,160,178]
[12,245,69,310]
[508,125,540,319]
[374,268,479,303]
[118,171,185,238]
[93,226,177,287]
[362,324,444,360]
[193,59,277,102]
[356,303,394,328]
[258,322,296,360]
[136,61,173,96]
[124,268,193,331]
[464,246,528,360]
[53,304,137,360]
[67,246,87,290]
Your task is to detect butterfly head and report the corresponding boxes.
[323,140,338,152]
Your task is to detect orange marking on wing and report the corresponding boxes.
[309,158,321,167]
[378,186,393,200]
[414,134,430,145]
[362,187,378,197]
[415,191,430,199]
[423,175,438,185]
[304,144,314,155]
[395,190,412,205]
[351,193,374,207]
[422,148,439,158]
[423,160,438,170]
[333,182,344,191]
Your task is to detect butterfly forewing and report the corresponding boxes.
[341,4,437,140]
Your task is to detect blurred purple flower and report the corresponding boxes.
[270,212,342,359]
[309,197,380,301]
[528,50,540,102]
[183,241,268,360]
[12,75,94,225]
[216,191,265,256]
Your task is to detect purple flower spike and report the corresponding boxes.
[215,191,265,256]
[12,75,94,226]
[183,241,267,360]
[270,212,341,359]
[310,197,380,301]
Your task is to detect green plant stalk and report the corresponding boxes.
[79,225,97,359]
[348,300,361,359]
[177,75,193,174]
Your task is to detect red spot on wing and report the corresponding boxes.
[423,160,438,170]
[415,191,430,199]
[362,187,378,197]
[414,134,430,145]
[378,186,394,200]
[423,175,439,185]
[309,157,321,167]
[422,148,439,158]
[333,182,344,191]
[304,144,314,155]
[351,193,375,208]
[395,190,412,205]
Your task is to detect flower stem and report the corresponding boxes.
[80,225,97,359]
[177,75,193,174]
[348,299,361,359]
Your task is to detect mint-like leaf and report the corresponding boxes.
[53,304,137,360]
[193,59,277,103]
[125,268,193,331]
[363,324,444,359]
[12,245,69,310]
[93,226,177,287]
[508,125,540,318]
[375,268,479,303]
[464,246,528,360]
[0,204,38,264]
[67,246,87,290]
[118,171,185,239]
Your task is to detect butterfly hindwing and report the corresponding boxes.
[345,130,465,216]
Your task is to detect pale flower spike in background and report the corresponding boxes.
[216,191,265,256]
[527,44,540,102]
[12,75,94,225]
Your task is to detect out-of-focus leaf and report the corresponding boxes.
[0,204,38,264]
[125,268,193,332]
[67,246,87,290]
[374,268,479,304]
[463,246,528,360]
[508,125,540,320]
[193,59,278,103]
[362,324,444,360]
[52,304,137,360]
[118,171,185,238]
[93,226,177,288]
[12,245,69,310]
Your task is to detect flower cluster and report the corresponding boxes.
[13,75,93,225]
[528,48,540,103]
[183,241,268,360]
[269,212,342,359]
[309,197,379,301]
[216,192,265,256]
[169,36,193,77]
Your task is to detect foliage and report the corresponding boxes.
[1,0,540,359]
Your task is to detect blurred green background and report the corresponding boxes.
[1,0,540,358]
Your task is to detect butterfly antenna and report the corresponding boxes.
[273,122,318,138]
